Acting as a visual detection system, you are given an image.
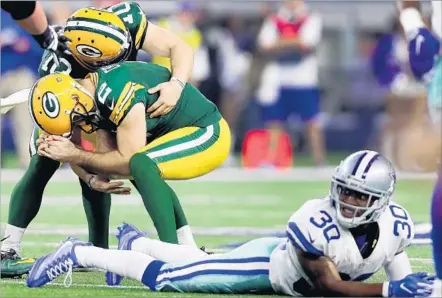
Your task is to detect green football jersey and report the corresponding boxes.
[89,61,221,140]
[38,1,148,79]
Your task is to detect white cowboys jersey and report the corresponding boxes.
[268,197,415,296]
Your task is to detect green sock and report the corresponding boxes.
[129,153,179,244]
[8,155,60,228]
[170,190,188,229]
[79,179,111,248]
[131,180,189,230]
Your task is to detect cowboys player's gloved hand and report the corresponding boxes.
[408,27,441,82]
[384,272,435,297]
[32,25,71,66]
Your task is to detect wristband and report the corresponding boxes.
[87,175,96,189]
[32,26,52,48]
[382,282,390,297]
[171,77,185,89]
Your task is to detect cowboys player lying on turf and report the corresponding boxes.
[26,151,435,297]
[1,1,197,277]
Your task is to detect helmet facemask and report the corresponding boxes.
[330,176,393,229]
[70,83,102,138]
[68,95,102,137]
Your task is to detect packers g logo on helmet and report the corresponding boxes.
[76,44,103,58]
[29,73,98,137]
[64,7,131,69]
[42,92,60,119]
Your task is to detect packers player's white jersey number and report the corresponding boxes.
[107,2,133,24]
[96,64,120,106]
[97,82,112,106]
[41,54,72,74]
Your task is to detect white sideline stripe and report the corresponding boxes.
[0,195,283,206]
[0,226,285,236]
[0,223,432,235]
[0,225,431,246]
[0,168,436,183]
[410,258,434,263]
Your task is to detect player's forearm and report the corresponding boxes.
[70,164,95,185]
[319,279,383,297]
[16,1,48,35]
[170,40,194,84]
[73,149,131,176]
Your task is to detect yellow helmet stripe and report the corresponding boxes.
[66,20,127,45]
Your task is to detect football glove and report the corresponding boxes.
[384,272,435,297]
[408,27,441,82]
[33,25,71,66]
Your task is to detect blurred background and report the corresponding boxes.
[1,0,440,171]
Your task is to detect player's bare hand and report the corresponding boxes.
[36,132,50,147]
[147,81,183,118]
[37,135,78,163]
[88,175,131,195]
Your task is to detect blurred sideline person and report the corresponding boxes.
[257,0,326,167]
[152,0,210,88]
[207,16,253,164]
[371,16,435,172]
[397,0,442,296]
[0,11,43,167]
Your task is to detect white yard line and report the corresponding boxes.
[410,258,434,263]
[0,226,285,236]
[0,225,431,247]
[0,168,436,183]
[0,195,283,206]
[0,279,148,290]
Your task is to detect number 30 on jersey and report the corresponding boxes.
[310,210,341,243]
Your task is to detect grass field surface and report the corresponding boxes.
[0,167,437,297]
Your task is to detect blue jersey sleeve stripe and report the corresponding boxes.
[286,229,303,250]
[287,222,323,256]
